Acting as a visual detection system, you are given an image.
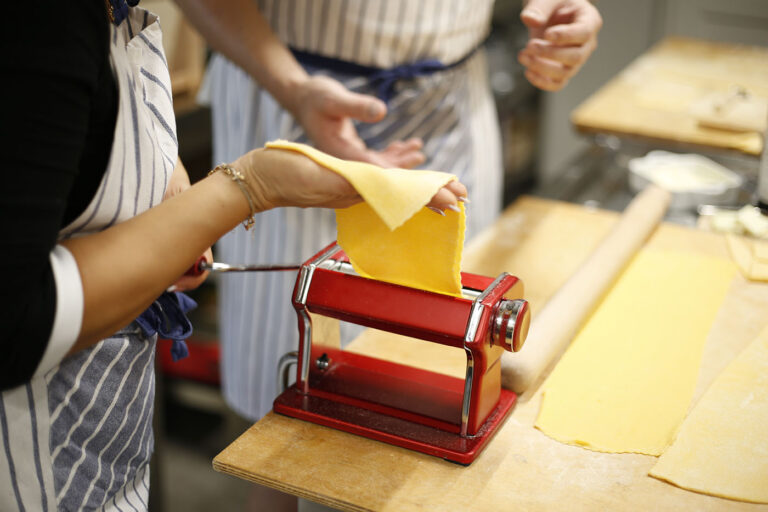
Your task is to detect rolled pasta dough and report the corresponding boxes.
[535,249,736,455]
[650,325,768,504]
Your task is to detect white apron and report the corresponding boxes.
[207,0,503,420]
[0,6,176,511]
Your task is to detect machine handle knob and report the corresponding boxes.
[184,255,209,277]
[491,299,530,352]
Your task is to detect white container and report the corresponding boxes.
[628,151,742,210]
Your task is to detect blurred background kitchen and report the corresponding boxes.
[147,0,768,510]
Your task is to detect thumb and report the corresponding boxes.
[520,0,559,28]
[325,88,387,123]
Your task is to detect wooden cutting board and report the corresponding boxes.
[214,196,768,511]
[571,36,768,156]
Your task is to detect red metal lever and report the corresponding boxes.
[184,255,208,277]
[184,257,301,275]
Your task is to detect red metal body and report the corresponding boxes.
[273,242,525,465]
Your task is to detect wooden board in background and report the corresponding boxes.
[571,37,768,156]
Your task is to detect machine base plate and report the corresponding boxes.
[273,386,517,465]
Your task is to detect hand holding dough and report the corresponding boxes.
[265,140,465,295]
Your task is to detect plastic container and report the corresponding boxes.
[628,151,742,210]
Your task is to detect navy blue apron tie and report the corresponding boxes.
[106,0,140,25]
[290,39,485,103]
[135,291,197,361]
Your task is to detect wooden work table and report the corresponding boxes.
[214,196,768,511]
[571,36,768,156]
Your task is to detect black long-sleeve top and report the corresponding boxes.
[0,0,118,390]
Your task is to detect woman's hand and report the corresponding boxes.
[289,76,426,169]
[233,147,467,212]
[518,0,602,91]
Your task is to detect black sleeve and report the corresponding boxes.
[0,0,115,390]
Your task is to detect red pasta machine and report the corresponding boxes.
[273,241,531,465]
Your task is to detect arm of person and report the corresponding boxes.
[174,0,425,168]
[0,0,464,392]
[518,0,603,91]
[3,134,464,391]
[163,157,213,292]
[63,149,466,355]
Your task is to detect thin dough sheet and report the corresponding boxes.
[265,140,464,295]
[649,325,768,504]
[535,249,736,455]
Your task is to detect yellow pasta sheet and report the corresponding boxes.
[535,249,736,455]
[650,325,768,504]
[265,141,464,295]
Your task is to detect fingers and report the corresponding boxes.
[384,138,423,154]
[171,248,213,292]
[444,180,468,201]
[377,138,425,169]
[520,0,561,29]
[519,36,596,90]
[522,0,602,38]
[543,1,602,46]
[425,180,469,215]
[315,128,424,170]
[518,51,572,90]
[318,79,387,123]
[316,127,371,163]
[544,23,595,47]
[518,0,601,91]
[298,76,424,168]
[383,152,425,169]
[351,137,425,169]
[335,92,387,123]
[523,68,568,92]
[525,38,587,67]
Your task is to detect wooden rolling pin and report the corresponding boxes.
[501,184,671,398]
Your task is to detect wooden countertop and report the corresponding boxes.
[571,36,768,156]
[214,196,768,511]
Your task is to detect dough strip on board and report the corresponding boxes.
[501,184,671,397]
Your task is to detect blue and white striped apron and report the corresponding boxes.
[206,0,502,421]
[0,6,177,511]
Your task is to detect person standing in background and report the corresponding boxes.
[176,0,602,422]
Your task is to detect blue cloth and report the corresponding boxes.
[135,291,197,361]
[290,42,484,103]
[107,0,140,26]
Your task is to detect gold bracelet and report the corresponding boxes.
[209,163,257,230]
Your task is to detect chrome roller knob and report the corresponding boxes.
[491,299,530,352]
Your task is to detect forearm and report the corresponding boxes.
[174,0,307,116]
[62,170,250,353]
[57,142,461,356]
